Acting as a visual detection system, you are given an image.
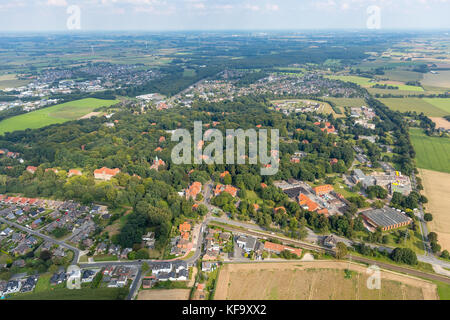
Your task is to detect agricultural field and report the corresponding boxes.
[380,98,450,117]
[0,98,119,135]
[422,71,450,90]
[323,97,366,108]
[419,168,450,251]
[326,75,424,91]
[409,128,450,173]
[0,74,30,89]
[430,117,450,130]
[137,289,190,300]
[383,70,423,82]
[214,261,438,300]
[423,98,450,115]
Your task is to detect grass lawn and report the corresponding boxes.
[410,128,450,173]
[385,228,425,255]
[435,281,450,300]
[0,98,119,135]
[245,190,263,204]
[93,254,118,262]
[8,287,127,300]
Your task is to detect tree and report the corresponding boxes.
[39,250,52,261]
[424,213,433,222]
[390,247,418,265]
[135,248,149,260]
[430,241,441,254]
[142,262,150,274]
[441,250,450,260]
[428,232,438,243]
[336,242,348,259]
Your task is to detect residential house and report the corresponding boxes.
[201,261,219,272]
[186,182,202,200]
[93,167,120,181]
[236,236,257,253]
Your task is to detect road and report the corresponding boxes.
[0,217,80,264]
[127,268,142,300]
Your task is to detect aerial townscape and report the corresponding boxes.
[0,2,450,306]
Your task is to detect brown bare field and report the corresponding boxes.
[430,117,450,130]
[137,289,190,300]
[214,261,438,300]
[419,168,450,251]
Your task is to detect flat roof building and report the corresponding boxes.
[360,207,412,231]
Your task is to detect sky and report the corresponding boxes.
[0,0,449,31]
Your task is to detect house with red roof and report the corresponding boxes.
[68,169,82,177]
[94,167,120,181]
[186,182,202,200]
[264,241,302,257]
[26,166,37,174]
[214,184,238,197]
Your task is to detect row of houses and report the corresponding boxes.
[236,235,302,259]
[147,261,189,282]
[0,275,38,296]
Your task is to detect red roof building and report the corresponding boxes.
[264,241,302,257]
[94,167,120,181]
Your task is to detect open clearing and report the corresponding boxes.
[0,98,119,135]
[409,128,450,173]
[137,289,190,300]
[214,261,438,300]
[380,98,449,117]
[419,168,450,251]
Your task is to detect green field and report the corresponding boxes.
[423,98,450,114]
[323,97,366,108]
[0,98,119,135]
[410,128,450,173]
[436,281,450,300]
[8,287,127,300]
[383,70,423,82]
[380,98,450,117]
[327,75,424,91]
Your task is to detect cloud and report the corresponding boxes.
[266,4,279,11]
[46,0,68,6]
